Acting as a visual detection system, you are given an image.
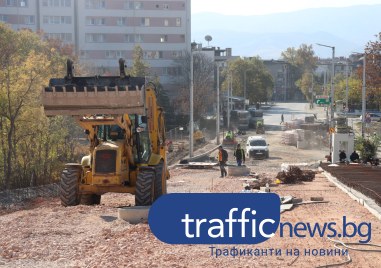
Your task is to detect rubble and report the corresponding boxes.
[276,166,316,184]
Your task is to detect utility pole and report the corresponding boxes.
[361,54,366,137]
[244,70,247,110]
[316,43,335,126]
[189,52,194,157]
[345,61,349,113]
[227,74,231,129]
[216,63,221,144]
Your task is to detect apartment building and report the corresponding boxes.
[0,0,191,92]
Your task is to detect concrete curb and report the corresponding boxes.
[320,167,381,220]
[118,206,150,223]
[168,144,221,170]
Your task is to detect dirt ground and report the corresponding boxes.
[1,129,381,268]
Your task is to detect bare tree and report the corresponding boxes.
[175,51,215,120]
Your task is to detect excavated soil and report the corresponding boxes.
[1,129,381,268]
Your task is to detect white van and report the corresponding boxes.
[246,136,269,159]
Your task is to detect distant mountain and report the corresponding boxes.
[192,5,381,59]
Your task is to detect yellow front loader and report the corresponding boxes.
[42,59,169,206]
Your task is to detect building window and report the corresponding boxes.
[160,35,168,43]
[24,15,35,25]
[144,51,163,59]
[43,16,71,24]
[135,34,143,42]
[172,51,182,58]
[43,0,69,7]
[61,0,71,7]
[86,17,105,25]
[124,34,131,42]
[45,33,72,42]
[124,34,143,43]
[125,1,143,9]
[117,17,127,26]
[86,33,104,43]
[8,0,28,7]
[135,1,142,9]
[176,18,181,27]
[85,0,105,9]
[141,18,150,26]
[0,15,8,22]
[164,19,169,26]
[106,51,124,59]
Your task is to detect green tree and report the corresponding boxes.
[221,57,274,104]
[131,45,149,77]
[334,75,362,107]
[0,23,82,190]
[281,44,318,100]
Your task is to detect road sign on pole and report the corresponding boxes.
[316,98,330,105]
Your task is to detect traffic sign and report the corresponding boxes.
[316,98,330,105]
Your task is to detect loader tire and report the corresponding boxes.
[135,170,155,206]
[154,161,166,199]
[60,167,81,207]
[81,194,101,205]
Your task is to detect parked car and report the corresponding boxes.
[246,136,269,159]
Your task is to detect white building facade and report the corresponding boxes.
[0,0,191,92]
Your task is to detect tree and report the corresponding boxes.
[221,57,274,104]
[364,32,381,109]
[0,23,82,190]
[131,45,149,77]
[175,51,215,120]
[296,73,316,101]
[281,44,318,100]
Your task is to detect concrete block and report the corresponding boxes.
[227,165,251,176]
[118,206,150,224]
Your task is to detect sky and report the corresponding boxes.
[191,0,381,15]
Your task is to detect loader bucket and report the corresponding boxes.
[42,76,146,116]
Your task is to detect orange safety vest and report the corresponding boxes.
[219,150,223,161]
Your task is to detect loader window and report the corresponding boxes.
[97,125,124,141]
[129,114,151,163]
[138,130,151,162]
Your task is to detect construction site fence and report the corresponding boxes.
[0,183,59,208]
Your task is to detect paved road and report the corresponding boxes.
[263,102,325,128]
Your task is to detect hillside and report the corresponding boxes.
[192,4,381,58]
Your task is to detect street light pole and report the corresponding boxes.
[352,52,367,137]
[316,43,335,125]
[216,63,221,144]
[345,61,349,113]
[361,54,366,137]
[227,74,231,129]
[244,70,247,110]
[189,52,194,157]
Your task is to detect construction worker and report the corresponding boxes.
[234,144,245,166]
[350,151,360,163]
[339,150,347,163]
[218,145,228,178]
[225,130,233,141]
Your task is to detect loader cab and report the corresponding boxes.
[130,114,151,164]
